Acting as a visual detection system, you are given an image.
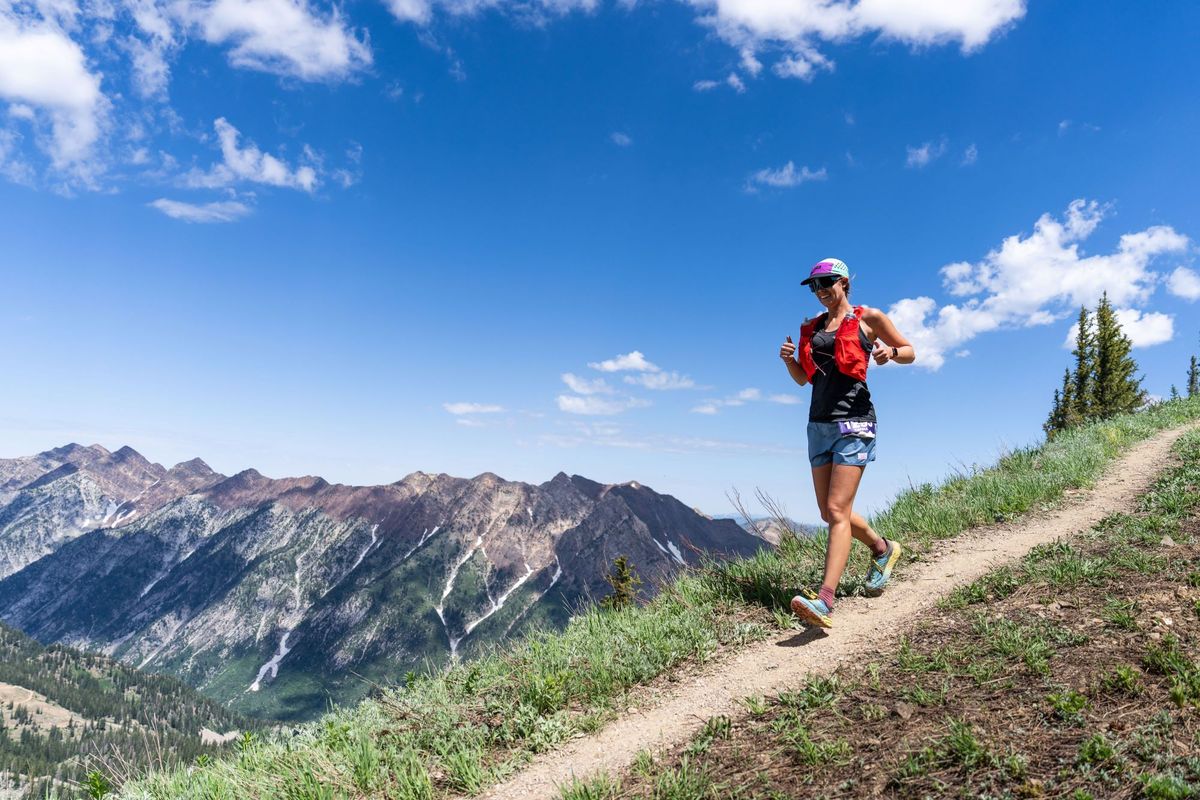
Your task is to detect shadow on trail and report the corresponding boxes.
[775,626,827,647]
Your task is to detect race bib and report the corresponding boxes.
[837,420,876,439]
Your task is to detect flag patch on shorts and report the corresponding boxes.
[857,452,868,461]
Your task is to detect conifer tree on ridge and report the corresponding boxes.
[1092,293,1145,418]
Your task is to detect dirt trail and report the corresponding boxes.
[479,423,1196,800]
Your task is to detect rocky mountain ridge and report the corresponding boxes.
[0,445,764,720]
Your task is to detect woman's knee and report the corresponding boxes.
[825,502,852,523]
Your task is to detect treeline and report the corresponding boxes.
[0,622,260,798]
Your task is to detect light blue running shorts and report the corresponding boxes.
[807,420,877,468]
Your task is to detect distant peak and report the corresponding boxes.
[232,468,265,481]
[170,458,217,476]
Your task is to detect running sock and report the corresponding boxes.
[871,537,889,557]
[818,585,835,610]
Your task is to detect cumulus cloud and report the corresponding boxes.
[588,351,659,373]
[892,199,1190,369]
[0,9,105,169]
[961,143,978,166]
[609,131,632,147]
[443,402,504,414]
[1061,308,1174,350]
[906,138,947,168]
[725,72,746,92]
[1167,266,1200,301]
[692,79,719,91]
[686,0,1025,84]
[184,0,371,81]
[559,350,695,413]
[747,160,826,189]
[187,117,318,191]
[148,197,252,222]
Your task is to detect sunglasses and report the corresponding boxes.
[807,275,842,292]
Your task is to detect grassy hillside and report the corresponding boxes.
[570,426,1200,798]
[112,396,1200,800]
[0,623,259,799]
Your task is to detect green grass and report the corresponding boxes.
[113,397,1200,800]
[616,424,1200,800]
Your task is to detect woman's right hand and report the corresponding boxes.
[779,335,796,362]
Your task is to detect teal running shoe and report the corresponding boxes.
[865,539,903,596]
[791,589,833,628]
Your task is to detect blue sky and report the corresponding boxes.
[2,0,1198,521]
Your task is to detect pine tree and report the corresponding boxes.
[1092,293,1145,417]
[1188,355,1199,398]
[1071,306,1096,418]
[1170,385,1180,400]
[1044,389,1063,438]
[1044,369,1078,437]
[601,555,642,610]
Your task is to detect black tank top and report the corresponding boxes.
[809,313,877,423]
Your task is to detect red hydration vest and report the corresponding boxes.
[798,306,869,383]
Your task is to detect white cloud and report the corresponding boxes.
[906,138,947,168]
[961,143,978,166]
[187,117,318,191]
[686,0,1024,83]
[771,46,832,81]
[692,79,719,91]
[1114,308,1173,348]
[691,403,719,415]
[610,131,632,147]
[556,394,650,416]
[748,160,826,189]
[149,197,252,222]
[184,0,371,81]
[561,372,613,395]
[0,9,105,169]
[892,200,1189,369]
[1167,266,1200,301]
[443,402,504,414]
[455,417,485,427]
[767,393,801,404]
[726,72,746,93]
[623,371,696,390]
[588,350,659,373]
[739,46,762,75]
[1060,308,1174,350]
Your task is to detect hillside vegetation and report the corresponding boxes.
[112,397,1200,800]
[568,426,1200,798]
[0,623,256,799]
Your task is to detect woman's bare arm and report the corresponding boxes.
[862,306,916,365]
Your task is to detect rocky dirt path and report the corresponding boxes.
[479,423,1196,800]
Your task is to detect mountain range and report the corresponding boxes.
[0,444,764,720]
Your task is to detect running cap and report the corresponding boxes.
[801,257,850,286]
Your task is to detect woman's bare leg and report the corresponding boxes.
[811,465,885,574]
[820,464,867,591]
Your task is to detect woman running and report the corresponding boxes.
[778,257,916,628]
